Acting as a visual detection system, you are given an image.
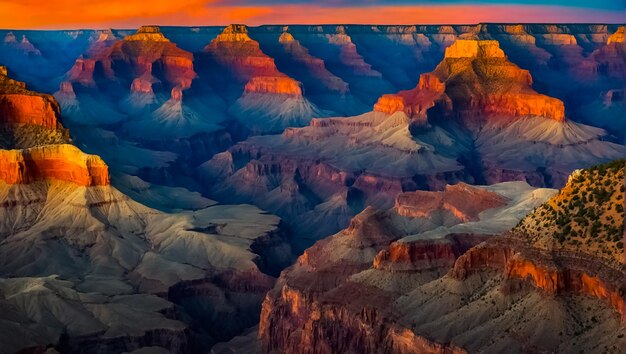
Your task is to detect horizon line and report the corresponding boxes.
[2,22,624,32]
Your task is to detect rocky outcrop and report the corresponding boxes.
[373,73,451,125]
[244,76,302,96]
[373,234,491,272]
[0,70,61,130]
[66,57,97,87]
[433,39,566,126]
[0,144,109,186]
[130,77,154,95]
[607,26,624,45]
[259,283,468,354]
[590,26,626,78]
[328,26,382,78]
[70,26,195,91]
[394,182,506,221]
[204,24,287,83]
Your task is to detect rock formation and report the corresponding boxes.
[204,24,327,134]
[394,182,506,221]
[373,73,451,126]
[259,164,625,353]
[0,144,109,186]
[0,67,69,148]
[0,69,61,130]
[433,39,566,127]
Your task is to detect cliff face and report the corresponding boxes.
[452,237,625,322]
[244,76,302,96]
[373,234,490,272]
[590,26,626,78]
[0,69,61,130]
[0,144,109,186]
[0,68,69,149]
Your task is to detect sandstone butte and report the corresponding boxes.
[375,40,565,125]
[205,24,303,96]
[68,26,195,91]
[0,66,61,130]
[0,144,109,186]
[434,40,566,124]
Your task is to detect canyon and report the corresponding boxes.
[0,23,623,353]
[0,65,292,354]
[259,162,625,354]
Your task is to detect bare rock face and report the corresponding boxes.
[373,73,451,126]
[66,57,97,87]
[204,24,289,84]
[204,24,325,134]
[451,237,625,322]
[433,39,566,127]
[0,68,69,148]
[0,144,109,186]
[590,26,626,79]
[607,26,625,44]
[70,26,195,92]
[244,76,302,96]
[0,70,61,130]
[394,183,506,221]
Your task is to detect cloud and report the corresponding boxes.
[0,1,623,29]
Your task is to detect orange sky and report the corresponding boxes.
[0,1,623,29]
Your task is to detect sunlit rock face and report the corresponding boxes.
[590,26,626,79]
[205,24,282,82]
[433,39,566,127]
[0,69,60,130]
[0,144,109,186]
[0,68,69,148]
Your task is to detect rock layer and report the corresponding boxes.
[0,69,61,130]
[0,144,109,186]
